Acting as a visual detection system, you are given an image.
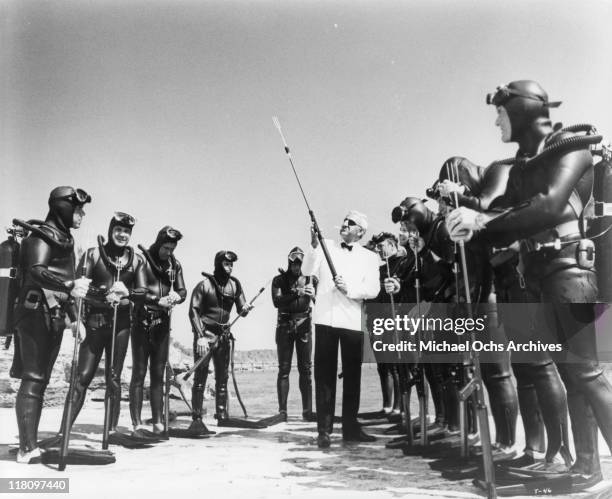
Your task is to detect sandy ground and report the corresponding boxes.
[1,369,612,499]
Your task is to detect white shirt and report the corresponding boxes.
[302,239,380,331]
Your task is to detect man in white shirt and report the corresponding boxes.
[302,210,381,448]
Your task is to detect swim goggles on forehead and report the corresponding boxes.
[372,231,397,245]
[113,211,136,227]
[486,85,561,108]
[58,188,92,205]
[288,249,304,262]
[164,227,183,241]
[222,251,238,263]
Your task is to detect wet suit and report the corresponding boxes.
[11,187,90,454]
[63,229,146,431]
[129,242,186,428]
[271,268,317,418]
[189,253,247,422]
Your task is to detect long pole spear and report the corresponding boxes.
[272,117,337,278]
[58,248,89,470]
[447,163,496,499]
[179,280,271,382]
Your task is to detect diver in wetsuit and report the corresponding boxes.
[271,247,317,422]
[189,251,253,433]
[448,80,612,485]
[63,212,147,437]
[11,186,91,463]
[130,226,187,434]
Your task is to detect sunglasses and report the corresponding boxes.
[343,218,359,228]
[58,188,91,205]
[113,211,136,227]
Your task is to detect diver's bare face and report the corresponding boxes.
[376,239,397,260]
[158,242,177,261]
[495,106,512,143]
[289,261,302,276]
[111,226,132,247]
[72,205,85,229]
[222,261,233,276]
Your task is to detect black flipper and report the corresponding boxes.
[256,413,288,427]
[217,417,269,429]
[135,428,169,441]
[357,410,387,420]
[168,427,215,438]
[501,463,570,477]
[475,473,605,496]
[42,448,116,466]
[107,431,154,449]
[131,429,166,442]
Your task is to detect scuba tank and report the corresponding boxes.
[0,224,25,340]
[590,151,612,302]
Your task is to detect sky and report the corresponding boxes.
[2,0,612,350]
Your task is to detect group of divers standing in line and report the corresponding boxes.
[3,78,612,497]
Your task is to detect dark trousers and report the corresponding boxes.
[314,324,363,435]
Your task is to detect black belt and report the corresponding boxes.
[279,311,310,320]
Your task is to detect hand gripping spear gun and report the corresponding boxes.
[447,163,497,499]
[272,117,337,278]
[177,282,270,389]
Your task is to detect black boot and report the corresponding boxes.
[129,381,144,427]
[215,385,229,421]
[425,363,446,426]
[444,366,461,432]
[16,381,43,453]
[277,370,289,414]
[482,362,518,448]
[530,362,568,462]
[514,364,545,457]
[559,367,601,475]
[191,385,205,421]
